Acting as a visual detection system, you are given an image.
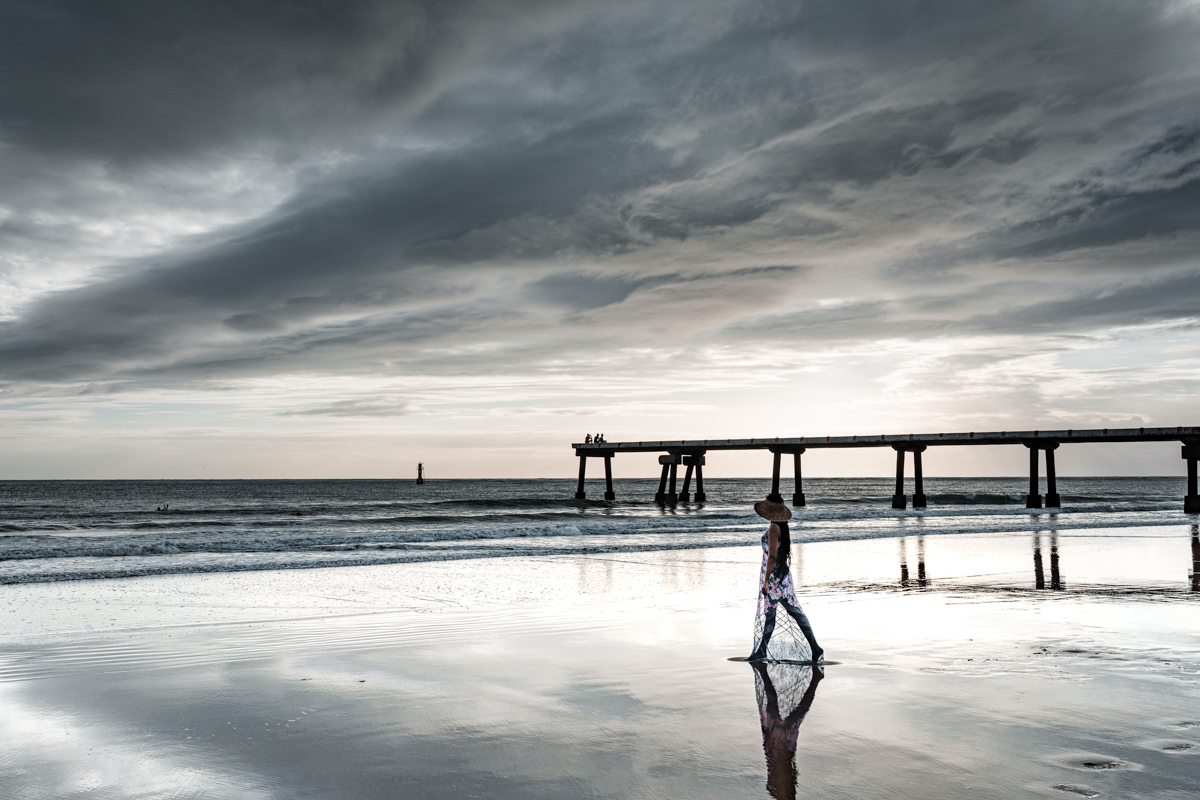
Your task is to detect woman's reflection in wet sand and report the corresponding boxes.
[751,662,823,800]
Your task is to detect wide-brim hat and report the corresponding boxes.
[754,494,791,522]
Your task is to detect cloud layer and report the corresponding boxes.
[3,0,1200,475]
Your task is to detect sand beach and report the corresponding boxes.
[2,524,1197,799]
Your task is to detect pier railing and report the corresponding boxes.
[571,426,1200,512]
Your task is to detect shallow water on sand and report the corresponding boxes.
[0,528,1197,799]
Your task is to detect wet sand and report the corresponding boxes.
[1,525,1198,799]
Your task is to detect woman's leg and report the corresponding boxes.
[749,604,778,660]
[780,599,823,661]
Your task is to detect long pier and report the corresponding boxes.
[572,426,1200,512]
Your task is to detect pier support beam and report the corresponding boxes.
[679,462,694,502]
[913,448,926,508]
[1184,444,1200,513]
[1024,442,1060,509]
[1044,446,1060,508]
[892,448,906,509]
[771,450,782,499]
[891,445,926,509]
[679,454,705,503]
[658,453,682,505]
[1026,445,1041,508]
[575,455,587,500]
[769,447,805,506]
[792,450,806,507]
[603,456,615,501]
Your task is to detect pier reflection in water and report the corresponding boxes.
[1192,525,1199,592]
[873,527,1198,594]
[897,536,928,588]
[1032,531,1063,590]
[751,663,822,800]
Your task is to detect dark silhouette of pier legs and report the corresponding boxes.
[1184,444,1200,513]
[576,455,588,500]
[1025,442,1060,508]
[668,462,679,504]
[792,450,806,507]
[1026,445,1042,508]
[771,450,782,498]
[603,456,615,501]
[892,448,906,509]
[769,447,804,505]
[655,463,669,503]
[891,445,926,509]
[913,449,926,508]
[1044,447,1060,507]
[681,454,706,502]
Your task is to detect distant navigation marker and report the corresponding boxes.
[416,462,425,484]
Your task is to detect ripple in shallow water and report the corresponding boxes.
[1052,785,1100,798]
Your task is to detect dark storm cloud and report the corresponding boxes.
[0,0,455,159]
[4,0,1200,390]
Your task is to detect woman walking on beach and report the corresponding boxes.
[749,494,824,663]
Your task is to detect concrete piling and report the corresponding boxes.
[892,448,907,509]
[1184,444,1200,513]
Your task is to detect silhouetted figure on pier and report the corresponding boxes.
[748,496,823,664]
[752,662,823,800]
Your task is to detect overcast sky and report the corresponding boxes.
[2,0,1199,479]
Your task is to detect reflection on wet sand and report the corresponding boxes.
[1033,532,1064,590]
[917,535,927,587]
[751,662,822,800]
[898,536,928,588]
[1034,532,1045,589]
[1192,525,1199,592]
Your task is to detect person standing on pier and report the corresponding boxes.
[748,495,824,664]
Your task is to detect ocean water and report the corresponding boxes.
[0,477,1193,584]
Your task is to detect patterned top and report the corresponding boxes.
[759,524,798,605]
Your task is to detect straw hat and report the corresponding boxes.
[754,493,791,522]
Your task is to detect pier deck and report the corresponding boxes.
[570,426,1200,512]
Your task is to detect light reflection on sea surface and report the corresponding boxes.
[0,528,1197,799]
